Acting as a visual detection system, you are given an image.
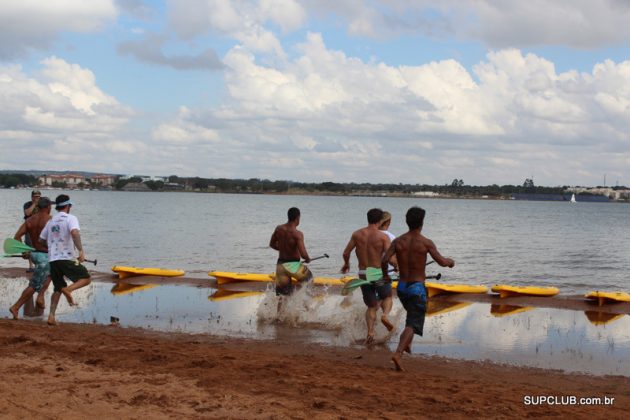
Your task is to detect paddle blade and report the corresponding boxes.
[3,238,35,254]
[341,278,369,296]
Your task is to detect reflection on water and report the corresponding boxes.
[1,276,629,376]
[490,304,535,317]
[584,311,626,326]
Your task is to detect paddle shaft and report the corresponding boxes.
[304,253,329,263]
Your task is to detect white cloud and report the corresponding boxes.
[0,57,137,172]
[301,0,630,48]
[150,36,630,185]
[167,0,305,56]
[0,0,118,59]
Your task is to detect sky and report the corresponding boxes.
[1,0,629,187]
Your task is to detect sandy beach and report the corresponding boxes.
[1,317,628,419]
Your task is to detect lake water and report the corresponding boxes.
[2,189,630,375]
[1,189,629,292]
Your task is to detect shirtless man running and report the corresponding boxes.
[9,197,52,319]
[342,208,394,344]
[269,207,312,298]
[381,206,454,371]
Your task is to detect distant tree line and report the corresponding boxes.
[2,172,626,198]
[0,173,38,188]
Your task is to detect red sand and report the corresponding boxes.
[1,319,628,418]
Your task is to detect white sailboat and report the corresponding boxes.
[570,193,576,203]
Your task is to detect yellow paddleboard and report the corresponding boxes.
[111,283,158,295]
[112,266,185,280]
[491,284,559,298]
[585,291,630,307]
[208,271,352,286]
[584,311,626,325]
[424,282,488,298]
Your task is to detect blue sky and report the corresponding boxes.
[1,0,630,186]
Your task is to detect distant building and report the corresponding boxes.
[39,174,86,188]
[89,174,117,186]
[413,191,439,197]
[121,174,168,182]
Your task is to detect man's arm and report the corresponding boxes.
[23,198,38,217]
[341,235,356,273]
[427,239,454,268]
[296,231,310,263]
[269,228,279,251]
[71,229,85,262]
[381,240,397,279]
[13,222,27,241]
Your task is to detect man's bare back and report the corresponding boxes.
[25,212,51,252]
[389,231,453,282]
[270,223,309,262]
[343,227,389,271]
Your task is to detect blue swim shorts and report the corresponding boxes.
[29,251,50,292]
[396,281,427,336]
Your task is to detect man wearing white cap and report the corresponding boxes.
[39,194,91,325]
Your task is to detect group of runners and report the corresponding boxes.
[9,192,454,371]
[9,192,91,326]
[269,206,455,371]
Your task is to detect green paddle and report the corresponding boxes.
[3,238,35,254]
[342,273,441,296]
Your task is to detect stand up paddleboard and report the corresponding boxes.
[585,291,630,307]
[112,266,185,280]
[491,284,559,298]
[424,282,488,298]
[208,271,352,286]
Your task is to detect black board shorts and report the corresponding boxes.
[50,260,90,292]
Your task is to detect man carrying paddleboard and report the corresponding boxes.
[341,208,394,344]
[381,206,454,371]
[39,194,92,326]
[9,197,53,319]
[269,207,313,297]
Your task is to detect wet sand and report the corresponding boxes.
[2,266,630,417]
[1,319,629,418]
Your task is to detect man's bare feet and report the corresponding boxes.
[9,306,19,320]
[365,334,375,345]
[391,353,404,371]
[381,315,394,331]
[61,288,76,306]
[47,315,57,326]
[36,296,46,309]
[404,345,412,354]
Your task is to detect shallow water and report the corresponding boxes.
[2,276,628,376]
[1,189,629,293]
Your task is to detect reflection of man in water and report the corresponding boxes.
[269,207,313,298]
[382,207,454,371]
[341,208,394,344]
[9,197,53,319]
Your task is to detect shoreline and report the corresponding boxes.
[3,266,629,315]
[5,186,630,203]
[1,318,628,417]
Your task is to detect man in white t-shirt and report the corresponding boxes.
[39,194,91,326]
